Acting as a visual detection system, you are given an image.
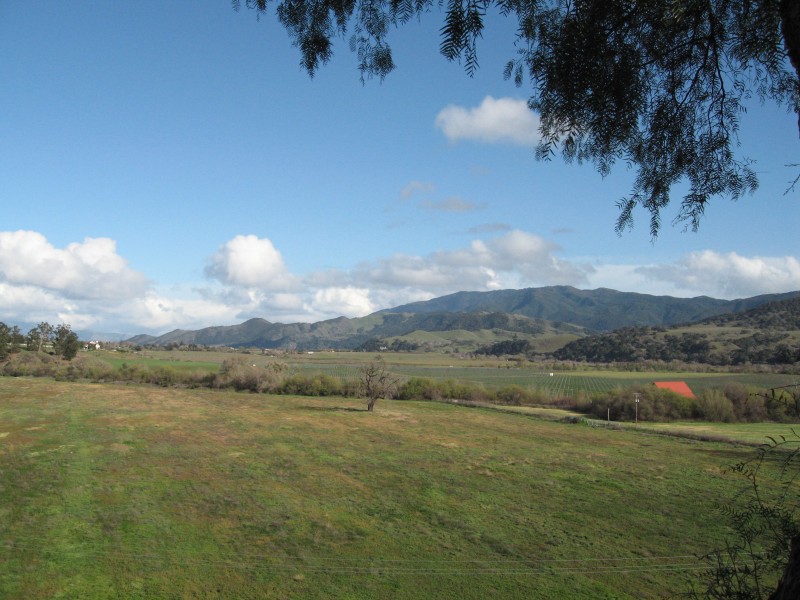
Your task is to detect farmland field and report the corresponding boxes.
[1,377,797,599]
[95,349,799,397]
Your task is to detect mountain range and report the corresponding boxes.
[126,286,800,353]
[382,286,800,330]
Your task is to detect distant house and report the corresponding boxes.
[653,381,696,398]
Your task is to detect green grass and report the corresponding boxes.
[438,402,800,445]
[634,421,800,445]
[98,351,220,373]
[1,377,793,598]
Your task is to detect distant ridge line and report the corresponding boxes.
[125,286,800,351]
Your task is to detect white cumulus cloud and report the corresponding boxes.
[0,231,149,301]
[0,282,70,324]
[635,251,800,299]
[435,96,540,145]
[310,287,375,319]
[205,234,297,290]
[352,230,590,293]
[117,291,241,332]
[7,228,798,338]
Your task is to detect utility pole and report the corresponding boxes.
[634,392,640,424]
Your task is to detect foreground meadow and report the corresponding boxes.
[0,377,789,598]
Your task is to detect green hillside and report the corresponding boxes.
[129,311,586,353]
[554,297,800,365]
[385,286,800,331]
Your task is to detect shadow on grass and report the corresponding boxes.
[298,405,368,412]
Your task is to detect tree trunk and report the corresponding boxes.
[367,397,376,411]
[781,0,800,135]
[769,532,800,600]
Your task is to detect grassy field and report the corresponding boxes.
[1,377,796,598]
[434,401,800,445]
[98,352,220,374]
[634,421,800,445]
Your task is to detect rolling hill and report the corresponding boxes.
[126,286,800,352]
[553,296,800,365]
[127,311,585,352]
[383,286,800,331]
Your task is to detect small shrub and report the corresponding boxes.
[437,379,472,400]
[214,358,286,392]
[3,352,58,377]
[74,355,116,381]
[396,377,438,400]
[278,374,344,396]
[722,383,749,418]
[118,362,148,383]
[149,366,179,387]
[495,385,536,406]
[695,389,736,422]
[573,390,593,413]
[741,394,767,422]
[465,387,493,403]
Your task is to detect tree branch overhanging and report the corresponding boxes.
[238,0,799,235]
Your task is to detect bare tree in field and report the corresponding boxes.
[359,356,398,412]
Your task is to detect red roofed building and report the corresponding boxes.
[653,381,696,398]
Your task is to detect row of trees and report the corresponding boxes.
[584,383,800,424]
[0,321,80,360]
[555,328,712,363]
[356,337,421,352]
[474,338,533,357]
[6,345,799,422]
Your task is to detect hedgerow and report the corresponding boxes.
[2,351,797,423]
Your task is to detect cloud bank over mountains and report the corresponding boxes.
[1,229,798,336]
[0,95,795,333]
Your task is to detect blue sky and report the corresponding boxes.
[2,2,799,336]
